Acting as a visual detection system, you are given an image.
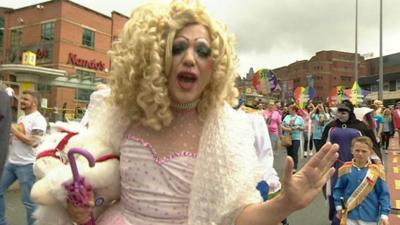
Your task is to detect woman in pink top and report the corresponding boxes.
[32,1,340,225]
[263,102,282,152]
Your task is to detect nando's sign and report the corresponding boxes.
[67,53,106,71]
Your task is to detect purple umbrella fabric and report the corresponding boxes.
[64,148,96,225]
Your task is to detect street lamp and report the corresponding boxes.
[354,0,358,82]
[378,0,383,100]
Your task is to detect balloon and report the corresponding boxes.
[252,69,271,95]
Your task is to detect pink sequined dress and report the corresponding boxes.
[97,109,200,225]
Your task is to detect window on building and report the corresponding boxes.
[94,77,107,84]
[383,83,389,91]
[10,28,23,48]
[9,75,16,82]
[76,88,93,102]
[371,84,378,92]
[112,35,119,42]
[75,69,96,102]
[76,69,95,84]
[360,85,370,91]
[41,22,55,41]
[82,29,95,48]
[340,76,351,82]
[37,83,52,94]
[396,80,400,91]
[389,81,396,92]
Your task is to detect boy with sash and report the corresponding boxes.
[333,136,390,225]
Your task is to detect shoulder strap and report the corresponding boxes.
[338,162,353,176]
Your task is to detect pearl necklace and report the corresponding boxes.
[171,99,200,110]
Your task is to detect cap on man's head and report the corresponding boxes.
[337,104,351,112]
[337,100,354,113]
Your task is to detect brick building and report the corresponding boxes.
[273,50,368,103]
[0,0,128,120]
[266,50,400,105]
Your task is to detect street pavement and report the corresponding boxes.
[4,136,399,225]
[4,189,24,225]
[386,133,400,224]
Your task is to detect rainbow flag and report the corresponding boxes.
[349,82,368,106]
[294,86,316,109]
[327,86,347,106]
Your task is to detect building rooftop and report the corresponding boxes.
[1,0,129,20]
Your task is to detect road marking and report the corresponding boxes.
[397,201,400,218]
[394,167,399,174]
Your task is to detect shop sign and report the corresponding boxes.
[41,98,48,108]
[22,51,37,66]
[8,44,52,64]
[67,53,106,71]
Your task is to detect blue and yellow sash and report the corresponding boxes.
[340,162,384,225]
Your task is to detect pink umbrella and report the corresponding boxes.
[64,147,96,225]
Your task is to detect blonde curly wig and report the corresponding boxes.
[109,0,239,130]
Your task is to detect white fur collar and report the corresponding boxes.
[188,103,262,225]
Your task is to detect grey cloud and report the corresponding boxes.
[205,0,399,61]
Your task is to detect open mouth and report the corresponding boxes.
[177,72,197,90]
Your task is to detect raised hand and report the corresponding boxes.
[280,142,339,211]
[235,142,339,225]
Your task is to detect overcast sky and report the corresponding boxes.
[2,0,400,76]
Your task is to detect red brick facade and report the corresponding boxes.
[0,0,128,114]
[273,50,368,102]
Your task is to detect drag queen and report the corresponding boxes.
[35,1,339,225]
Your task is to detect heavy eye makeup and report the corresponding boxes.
[172,41,188,56]
[172,40,211,58]
[196,42,211,58]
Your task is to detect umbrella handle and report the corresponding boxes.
[68,148,96,182]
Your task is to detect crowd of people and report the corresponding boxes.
[258,99,398,225]
[0,0,398,225]
[259,99,400,156]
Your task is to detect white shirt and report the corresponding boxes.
[5,87,14,97]
[246,113,282,192]
[9,111,47,165]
